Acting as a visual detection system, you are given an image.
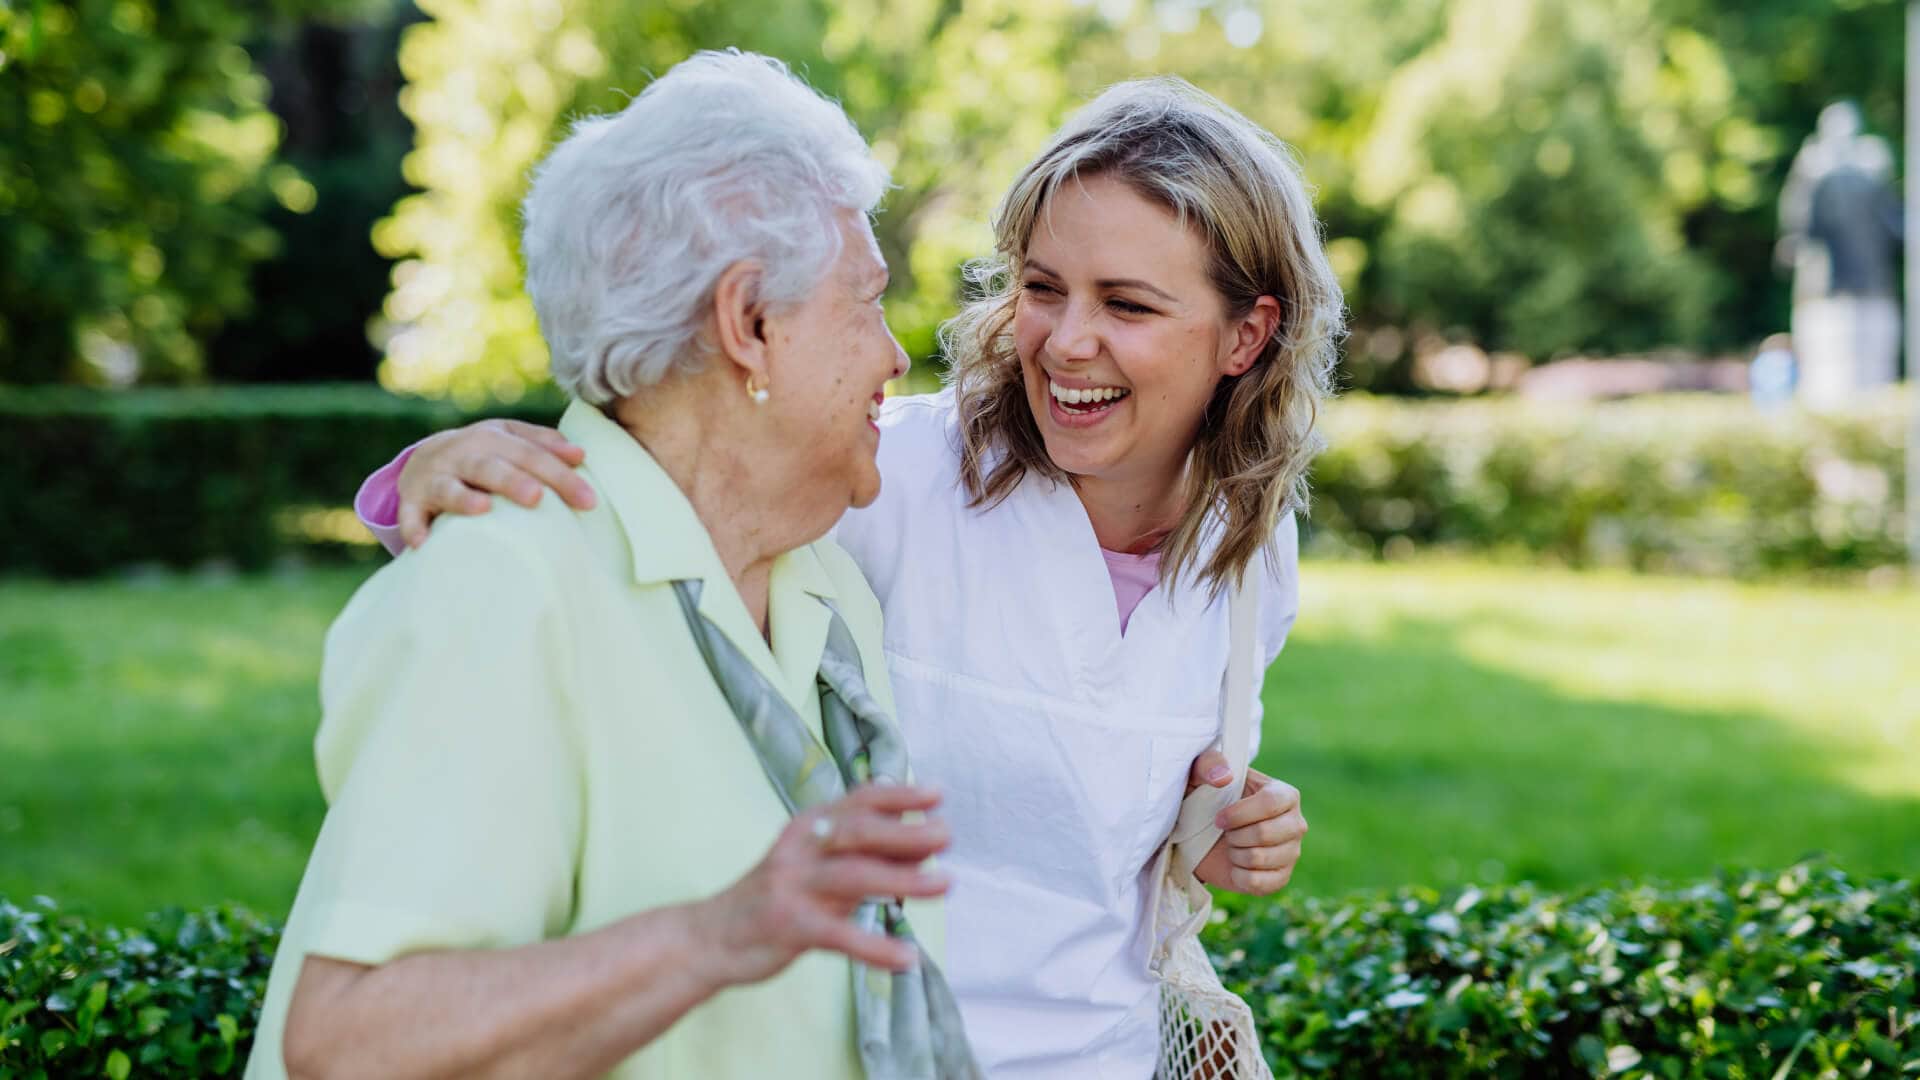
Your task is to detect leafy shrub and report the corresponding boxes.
[0,900,278,1078]
[0,384,561,576]
[1309,392,1909,577]
[1,385,1908,578]
[4,867,1913,1077]
[1208,864,1920,1077]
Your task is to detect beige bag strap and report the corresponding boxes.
[1169,559,1261,881]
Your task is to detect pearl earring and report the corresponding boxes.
[746,376,770,405]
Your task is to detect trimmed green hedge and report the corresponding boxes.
[1213,864,1920,1077]
[4,867,1914,1077]
[0,385,562,577]
[0,902,277,1078]
[0,385,1909,577]
[1310,392,1910,577]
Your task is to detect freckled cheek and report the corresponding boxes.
[1012,309,1051,362]
[1012,328,1036,362]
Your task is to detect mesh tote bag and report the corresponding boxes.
[1147,560,1274,1080]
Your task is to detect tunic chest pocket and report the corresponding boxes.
[1131,723,1226,889]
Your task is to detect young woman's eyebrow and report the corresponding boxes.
[1023,258,1179,304]
[1022,258,1062,280]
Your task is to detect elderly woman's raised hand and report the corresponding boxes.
[395,420,596,548]
[695,783,952,986]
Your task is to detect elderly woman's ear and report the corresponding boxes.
[711,260,773,394]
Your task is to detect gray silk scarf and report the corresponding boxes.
[670,580,981,1080]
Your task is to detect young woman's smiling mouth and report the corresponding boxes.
[1046,375,1131,426]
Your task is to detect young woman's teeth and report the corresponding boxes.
[868,399,881,422]
[1049,381,1130,408]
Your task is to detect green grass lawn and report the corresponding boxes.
[1,560,1913,925]
[1261,560,1919,896]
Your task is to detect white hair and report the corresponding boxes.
[520,50,890,404]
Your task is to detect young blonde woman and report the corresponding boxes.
[358,77,1341,1076]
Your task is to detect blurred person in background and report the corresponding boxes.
[351,74,1334,1076]
[1778,100,1904,410]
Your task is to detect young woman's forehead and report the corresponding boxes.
[1027,180,1207,279]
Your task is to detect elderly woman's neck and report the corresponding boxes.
[611,392,813,639]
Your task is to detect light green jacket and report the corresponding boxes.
[247,401,935,1079]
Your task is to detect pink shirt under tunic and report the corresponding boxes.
[352,445,416,556]
[354,447,1165,632]
[1100,547,1162,633]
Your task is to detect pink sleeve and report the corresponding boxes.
[354,443,420,557]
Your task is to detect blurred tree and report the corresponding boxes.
[3,0,1904,392]
[0,0,393,385]
[206,3,420,383]
[1078,0,1900,380]
[379,0,1874,397]
[373,0,1108,399]
[1348,0,1744,360]
[1,1,273,384]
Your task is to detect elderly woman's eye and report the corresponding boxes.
[1108,298,1153,315]
[1021,281,1059,297]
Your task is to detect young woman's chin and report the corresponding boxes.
[1038,425,1126,481]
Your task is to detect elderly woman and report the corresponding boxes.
[245,52,978,1080]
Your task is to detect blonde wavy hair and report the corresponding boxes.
[941,76,1345,597]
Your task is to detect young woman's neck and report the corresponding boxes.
[1073,457,1190,556]
[612,385,806,639]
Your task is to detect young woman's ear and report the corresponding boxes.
[1222,295,1282,378]
[711,259,771,387]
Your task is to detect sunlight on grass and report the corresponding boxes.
[1263,559,1918,897]
[0,569,364,923]
[2,559,1913,923]
[1300,561,1919,799]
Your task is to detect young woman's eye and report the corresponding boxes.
[1108,298,1153,315]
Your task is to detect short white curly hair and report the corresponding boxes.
[520,50,890,405]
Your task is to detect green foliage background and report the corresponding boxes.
[0,0,401,385]
[368,0,1909,397]
[1309,391,1910,575]
[0,0,1906,391]
[2,0,275,384]
[0,385,1905,576]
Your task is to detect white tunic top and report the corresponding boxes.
[834,392,1300,1078]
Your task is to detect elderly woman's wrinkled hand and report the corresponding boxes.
[695,783,952,988]
[1185,753,1306,896]
[395,419,597,548]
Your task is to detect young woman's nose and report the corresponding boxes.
[1047,301,1100,362]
